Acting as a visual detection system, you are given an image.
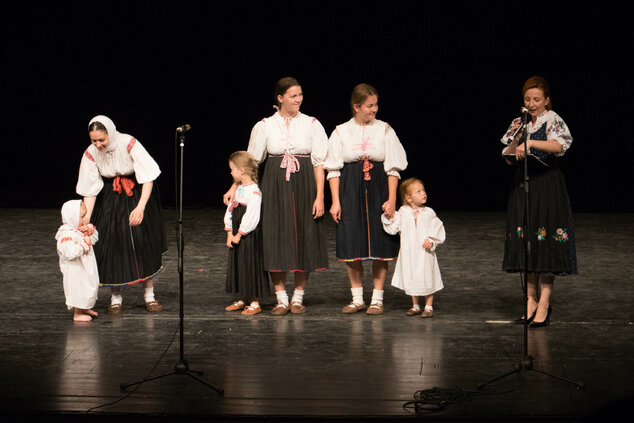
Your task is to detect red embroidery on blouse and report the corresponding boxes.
[84,150,95,162]
[312,117,317,123]
[60,237,73,244]
[127,138,137,153]
[253,191,261,196]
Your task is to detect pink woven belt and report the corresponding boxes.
[270,153,310,181]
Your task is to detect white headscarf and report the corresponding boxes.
[89,115,119,152]
[60,199,83,229]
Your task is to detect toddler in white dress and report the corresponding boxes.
[382,178,445,317]
[56,200,100,321]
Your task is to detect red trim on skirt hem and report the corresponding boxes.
[99,266,164,287]
[268,268,327,273]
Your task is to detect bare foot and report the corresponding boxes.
[73,313,92,322]
[73,308,94,321]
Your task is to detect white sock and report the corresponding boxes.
[412,304,421,311]
[351,287,364,305]
[111,293,123,305]
[425,305,434,311]
[276,290,289,306]
[144,287,155,302]
[291,288,305,304]
[371,289,384,305]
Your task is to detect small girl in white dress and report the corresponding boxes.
[56,200,100,321]
[381,178,446,317]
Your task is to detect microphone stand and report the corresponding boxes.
[477,111,583,391]
[120,129,224,396]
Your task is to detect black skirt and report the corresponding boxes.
[92,175,167,286]
[259,155,328,272]
[503,164,577,275]
[226,205,271,299]
[336,161,400,261]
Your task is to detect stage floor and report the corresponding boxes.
[0,208,632,422]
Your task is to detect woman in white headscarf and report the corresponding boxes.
[76,115,167,314]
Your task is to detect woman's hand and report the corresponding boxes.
[330,201,341,223]
[515,140,532,161]
[129,206,145,226]
[382,199,396,219]
[422,239,433,250]
[223,184,238,206]
[226,232,234,248]
[313,196,324,219]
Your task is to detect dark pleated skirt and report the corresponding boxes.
[336,161,400,261]
[226,205,271,299]
[92,175,167,286]
[503,165,577,275]
[260,156,328,272]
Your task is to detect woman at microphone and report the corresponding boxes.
[500,76,577,328]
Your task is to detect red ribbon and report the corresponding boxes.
[112,176,135,196]
[361,156,373,181]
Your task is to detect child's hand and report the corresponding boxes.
[226,232,233,248]
[231,233,242,245]
[422,239,434,250]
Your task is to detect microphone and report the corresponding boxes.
[509,108,528,140]
[176,124,191,133]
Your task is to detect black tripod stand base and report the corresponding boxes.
[477,355,584,391]
[120,360,224,396]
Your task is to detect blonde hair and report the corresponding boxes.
[399,177,424,205]
[229,151,259,184]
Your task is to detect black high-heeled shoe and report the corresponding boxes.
[515,309,537,324]
[529,306,552,328]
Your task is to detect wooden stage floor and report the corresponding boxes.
[0,208,632,422]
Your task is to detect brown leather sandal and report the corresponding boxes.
[145,300,163,312]
[107,303,122,315]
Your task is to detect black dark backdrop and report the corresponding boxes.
[2,0,633,212]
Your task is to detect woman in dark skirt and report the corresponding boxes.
[325,83,408,315]
[500,76,577,328]
[223,77,329,315]
[77,115,167,314]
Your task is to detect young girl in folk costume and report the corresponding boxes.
[224,151,270,315]
[56,200,100,321]
[76,115,167,314]
[382,178,445,318]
